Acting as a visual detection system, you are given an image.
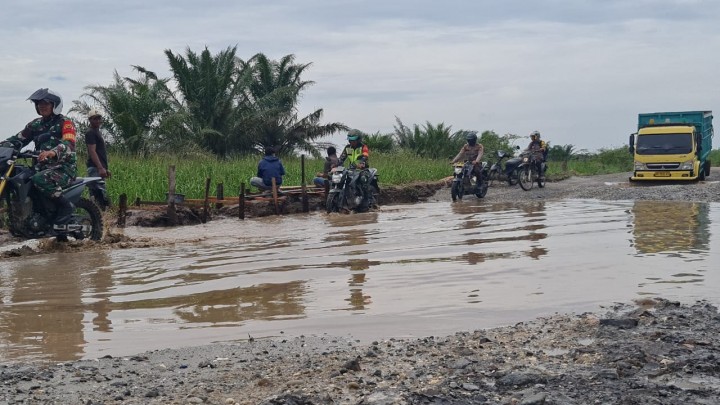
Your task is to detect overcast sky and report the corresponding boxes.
[2,0,719,152]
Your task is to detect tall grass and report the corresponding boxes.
[96,151,451,201]
[90,147,719,202]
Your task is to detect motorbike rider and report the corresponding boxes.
[337,129,372,211]
[0,88,77,226]
[451,132,484,190]
[506,130,548,182]
[527,130,548,180]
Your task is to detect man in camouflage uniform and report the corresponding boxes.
[1,88,77,225]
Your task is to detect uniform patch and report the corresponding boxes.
[61,120,77,143]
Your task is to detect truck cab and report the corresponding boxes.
[629,111,713,181]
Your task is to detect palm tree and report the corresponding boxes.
[548,144,575,170]
[165,46,241,157]
[71,67,178,155]
[238,53,347,157]
[363,132,395,152]
[393,118,466,159]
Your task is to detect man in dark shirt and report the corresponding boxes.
[313,146,339,187]
[85,109,111,208]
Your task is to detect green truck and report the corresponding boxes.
[629,111,713,181]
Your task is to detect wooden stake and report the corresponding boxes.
[202,177,211,223]
[117,193,127,227]
[271,177,279,215]
[167,165,177,226]
[301,155,309,212]
[216,182,224,209]
[239,183,245,220]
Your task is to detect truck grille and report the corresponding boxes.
[647,163,680,170]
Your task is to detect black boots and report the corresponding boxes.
[53,196,74,226]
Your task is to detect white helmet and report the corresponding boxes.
[88,108,103,119]
[27,88,63,115]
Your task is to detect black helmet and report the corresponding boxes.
[28,88,63,115]
[347,129,363,142]
[465,132,477,145]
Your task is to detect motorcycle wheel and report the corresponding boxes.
[475,181,488,198]
[519,166,534,191]
[451,181,463,202]
[69,197,103,241]
[487,169,498,187]
[5,190,28,237]
[326,192,340,213]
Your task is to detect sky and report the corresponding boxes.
[2,0,720,152]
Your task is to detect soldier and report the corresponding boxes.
[0,88,77,226]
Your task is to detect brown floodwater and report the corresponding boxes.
[1,199,718,363]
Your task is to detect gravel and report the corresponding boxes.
[429,172,720,204]
[1,299,718,404]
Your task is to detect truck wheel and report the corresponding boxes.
[699,163,706,181]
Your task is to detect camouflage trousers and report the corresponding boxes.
[32,167,75,199]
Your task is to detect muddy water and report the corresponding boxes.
[1,199,718,363]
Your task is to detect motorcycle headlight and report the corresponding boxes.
[332,173,343,183]
[634,161,646,170]
[679,160,694,170]
[454,166,462,174]
[522,157,529,163]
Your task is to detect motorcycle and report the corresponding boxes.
[487,149,519,186]
[0,146,104,241]
[450,160,489,202]
[516,149,546,191]
[326,165,380,213]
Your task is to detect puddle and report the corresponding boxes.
[1,199,718,362]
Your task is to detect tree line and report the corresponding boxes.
[70,47,345,158]
[69,45,620,167]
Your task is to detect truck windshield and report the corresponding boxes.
[635,133,693,155]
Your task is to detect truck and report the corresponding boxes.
[628,111,713,181]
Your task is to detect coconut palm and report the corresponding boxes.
[238,53,347,157]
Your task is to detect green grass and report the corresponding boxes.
[85,147,718,203]
[91,151,452,202]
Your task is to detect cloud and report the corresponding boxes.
[1,0,719,151]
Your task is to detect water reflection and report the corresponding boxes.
[325,212,379,311]
[631,201,711,256]
[451,200,548,261]
[0,252,112,361]
[172,281,307,323]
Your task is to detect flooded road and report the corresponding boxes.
[1,199,718,363]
